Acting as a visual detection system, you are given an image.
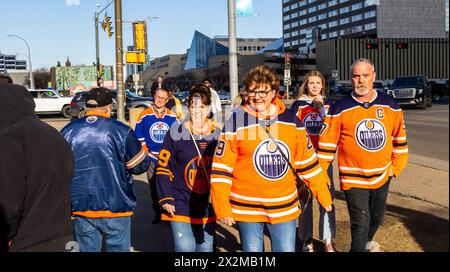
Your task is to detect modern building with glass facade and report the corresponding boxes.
[184,31,228,71]
[283,0,447,53]
[0,51,27,74]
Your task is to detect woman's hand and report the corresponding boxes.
[220,217,236,227]
[162,203,176,217]
[312,95,324,109]
[323,205,333,212]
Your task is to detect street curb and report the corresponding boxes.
[408,153,449,172]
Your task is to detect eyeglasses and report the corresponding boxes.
[244,89,273,98]
[154,96,168,101]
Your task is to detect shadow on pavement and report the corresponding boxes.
[131,179,174,252]
[215,224,241,252]
[334,191,449,252]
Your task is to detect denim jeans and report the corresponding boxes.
[74,216,131,252]
[170,222,215,252]
[237,219,297,252]
[298,165,336,241]
[344,178,392,252]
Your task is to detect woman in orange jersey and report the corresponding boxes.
[210,66,333,252]
[291,70,337,252]
[155,84,220,252]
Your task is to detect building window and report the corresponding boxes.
[329,31,338,38]
[329,10,338,17]
[291,12,299,19]
[284,24,291,30]
[308,6,317,13]
[364,10,376,18]
[328,0,337,6]
[291,3,298,9]
[352,14,363,22]
[309,16,317,23]
[284,41,291,47]
[319,23,327,30]
[283,15,291,21]
[299,19,307,25]
[308,0,316,3]
[283,6,290,12]
[292,21,299,27]
[318,3,327,10]
[365,22,376,30]
[340,17,350,25]
[300,9,307,16]
[292,40,299,46]
[292,30,299,36]
[283,0,290,4]
[321,33,328,39]
[352,2,363,10]
[339,0,349,3]
[329,20,338,27]
[284,33,291,38]
[318,13,327,20]
[300,29,306,34]
[300,0,307,6]
[340,6,350,14]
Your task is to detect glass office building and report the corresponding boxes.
[184,31,228,70]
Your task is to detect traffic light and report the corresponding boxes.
[285,52,291,66]
[396,42,408,49]
[366,42,378,49]
[102,15,114,38]
[133,21,147,52]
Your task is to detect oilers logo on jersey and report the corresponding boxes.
[355,119,387,152]
[86,116,98,124]
[184,156,213,194]
[150,122,170,143]
[253,139,290,180]
[303,112,323,135]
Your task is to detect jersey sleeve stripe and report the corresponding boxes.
[392,136,406,141]
[318,154,335,160]
[126,148,146,169]
[294,153,317,166]
[212,163,234,173]
[299,167,322,179]
[393,142,408,147]
[393,148,408,153]
[341,170,388,185]
[211,170,233,178]
[296,160,319,173]
[316,147,337,154]
[318,141,337,148]
[211,178,233,185]
[231,206,299,218]
[230,198,298,210]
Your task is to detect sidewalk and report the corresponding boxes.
[130,168,449,252]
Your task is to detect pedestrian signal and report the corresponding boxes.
[396,42,408,49]
[366,43,378,49]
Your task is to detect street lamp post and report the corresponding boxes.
[227,0,239,105]
[8,34,34,89]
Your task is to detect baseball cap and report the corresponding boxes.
[86,88,113,108]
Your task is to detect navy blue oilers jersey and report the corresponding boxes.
[155,121,220,224]
[135,107,178,162]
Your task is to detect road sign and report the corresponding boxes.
[284,69,291,80]
[332,70,339,79]
[284,78,291,86]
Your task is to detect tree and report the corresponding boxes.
[25,68,51,89]
[206,65,228,91]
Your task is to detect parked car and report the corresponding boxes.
[387,76,433,109]
[218,91,231,105]
[28,89,73,118]
[69,89,153,119]
[430,80,449,102]
[329,82,353,101]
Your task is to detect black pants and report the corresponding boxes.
[344,178,392,252]
[147,161,161,223]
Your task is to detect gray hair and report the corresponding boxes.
[350,58,375,74]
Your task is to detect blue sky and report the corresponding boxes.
[0,0,282,69]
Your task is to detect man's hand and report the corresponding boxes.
[323,205,333,212]
[162,203,176,217]
[220,217,236,227]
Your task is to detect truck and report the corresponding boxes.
[387,76,433,109]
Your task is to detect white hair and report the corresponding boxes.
[350,58,375,74]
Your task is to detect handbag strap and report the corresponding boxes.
[187,124,211,183]
[257,119,300,178]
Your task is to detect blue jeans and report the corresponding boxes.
[237,219,297,252]
[170,222,215,252]
[298,165,336,241]
[344,178,391,252]
[74,216,131,252]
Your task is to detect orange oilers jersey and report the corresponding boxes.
[317,92,408,191]
[210,99,332,224]
[291,98,332,149]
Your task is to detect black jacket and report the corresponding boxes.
[0,83,74,252]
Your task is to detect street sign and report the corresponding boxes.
[332,70,339,79]
[284,69,291,80]
[284,78,291,86]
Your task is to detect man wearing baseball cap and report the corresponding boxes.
[61,87,150,252]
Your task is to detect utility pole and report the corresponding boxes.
[95,5,100,86]
[115,0,126,123]
[7,34,34,89]
[227,0,239,105]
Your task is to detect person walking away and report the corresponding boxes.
[0,78,74,252]
[317,58,408,252]
[61,87,150,252]
[291,70,337,252]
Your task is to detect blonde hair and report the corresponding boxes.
[297,70,326,99]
